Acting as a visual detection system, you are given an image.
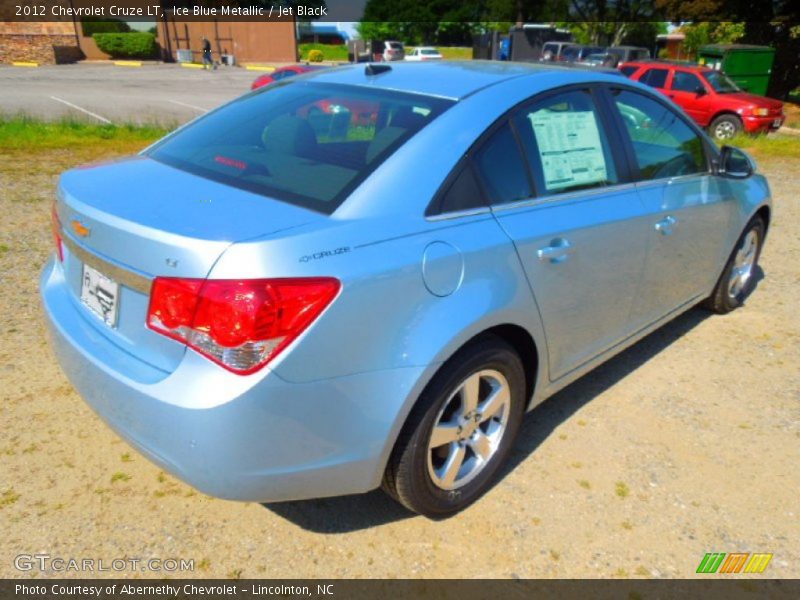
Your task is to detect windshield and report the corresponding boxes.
[702,71,740,93]
[147,82,453,214]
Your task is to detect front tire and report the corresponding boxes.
[704,216,765,314]
[383,335,526,517]
[709,114,743,140]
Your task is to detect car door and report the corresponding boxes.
[607,87,735,329]
[637,67,670,94]
[667,70,713,126]
[482,87,649,381]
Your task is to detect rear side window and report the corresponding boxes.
[640,68,669,88]
[513,89,619,195]
[671,71,703,93]
[611,89,707,180]
[434,162,486,214]
[620,65,638,78]
[472,123,532,205]
[147,82,452,214]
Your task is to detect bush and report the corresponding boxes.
[93,33,156,59]
[81,18,130,36]
[307,49,324,63]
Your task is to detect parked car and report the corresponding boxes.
[43,62,771,517]
[560,45,604,63]
[250,65,326,90]
[382,41,405,61]
[405,47,443,61]
[582,52,619,67]
[607,45,650,67]
[539,41,576,61]
[622,60,785,139]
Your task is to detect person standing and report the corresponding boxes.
[201,36,215,70]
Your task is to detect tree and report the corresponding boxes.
[680,22,745,58]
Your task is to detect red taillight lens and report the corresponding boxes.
[147,277,340,375]
[51,204,63,262]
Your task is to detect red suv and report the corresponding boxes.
[621,61,784,140]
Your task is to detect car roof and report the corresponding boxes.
[626,60,711,72]
[304,60,614,100]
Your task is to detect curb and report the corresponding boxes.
[114,61,142,67]
[11,61,39,67]
[244,65,276,72]
[180,63,204,69]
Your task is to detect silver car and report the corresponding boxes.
[42,62,770,517]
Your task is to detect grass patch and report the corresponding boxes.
[298,43,348,62]
[1,488,20,508]
[110,471,131,484]
[436,47,472,60]
[578,479,591,490]
[726,132,800,160]
[615,481,631,498]
[0,116,171,152]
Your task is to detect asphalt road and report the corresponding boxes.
[0,63,266,125]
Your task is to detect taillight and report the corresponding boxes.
[51,204,63,262]
[147,277,340,375]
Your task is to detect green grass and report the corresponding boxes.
[727,133,800,159]
[299,43,348,62]
[406,46,473,60]
[0,116,171,151]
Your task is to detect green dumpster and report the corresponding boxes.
[697,44,776,96]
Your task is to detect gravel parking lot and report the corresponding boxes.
[0,63,265,125]
[0,126,798,577]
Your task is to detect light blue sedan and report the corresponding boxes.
[41,62,771,517]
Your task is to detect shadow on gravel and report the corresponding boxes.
[261,270,766,533]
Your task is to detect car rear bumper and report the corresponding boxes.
[742,114,785,133]
[41,257,425,502]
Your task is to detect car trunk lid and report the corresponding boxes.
[55,156,321,374]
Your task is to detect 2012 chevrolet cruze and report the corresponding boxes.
[42,62,771,517]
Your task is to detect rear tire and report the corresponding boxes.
[383,335,526,517]
[703,216,765,314]
[709,114,743,141]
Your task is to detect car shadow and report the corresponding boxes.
[261,304,723,533]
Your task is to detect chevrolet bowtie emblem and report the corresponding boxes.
[71,219,90,238]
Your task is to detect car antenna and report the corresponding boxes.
[365,64,392,76]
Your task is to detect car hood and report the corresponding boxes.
[724,92,783,110]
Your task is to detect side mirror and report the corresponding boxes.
[695,85,707,96]
[719,145,755,178]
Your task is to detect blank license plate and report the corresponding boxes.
[81,264,119,327]
[773,118,782,127]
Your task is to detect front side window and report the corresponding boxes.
[513,89,619,195]
[147,82,453,214]
[612,89,707,180]
[671,71,704,93]
[640,68,669,89]
[472,123,532,205]
[702,70,740,93]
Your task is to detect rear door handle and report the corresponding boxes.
[655,215,678,235]
[537,238,573,263]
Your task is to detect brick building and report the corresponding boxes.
[0,22,83,64]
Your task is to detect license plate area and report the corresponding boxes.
[773,118,782,127]
[80,263,119,327]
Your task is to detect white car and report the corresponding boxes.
[405,47,443,61]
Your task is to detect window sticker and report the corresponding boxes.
[529,110,608,191]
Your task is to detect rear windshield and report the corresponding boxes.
[147,82,452,214]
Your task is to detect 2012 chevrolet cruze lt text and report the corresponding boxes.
[41,62,771,517]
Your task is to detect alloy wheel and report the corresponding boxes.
[427,369,511,490]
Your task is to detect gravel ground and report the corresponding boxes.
[0,148,798,579]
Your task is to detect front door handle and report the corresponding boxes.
[537,238,573,263]
[655,215,678,235]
